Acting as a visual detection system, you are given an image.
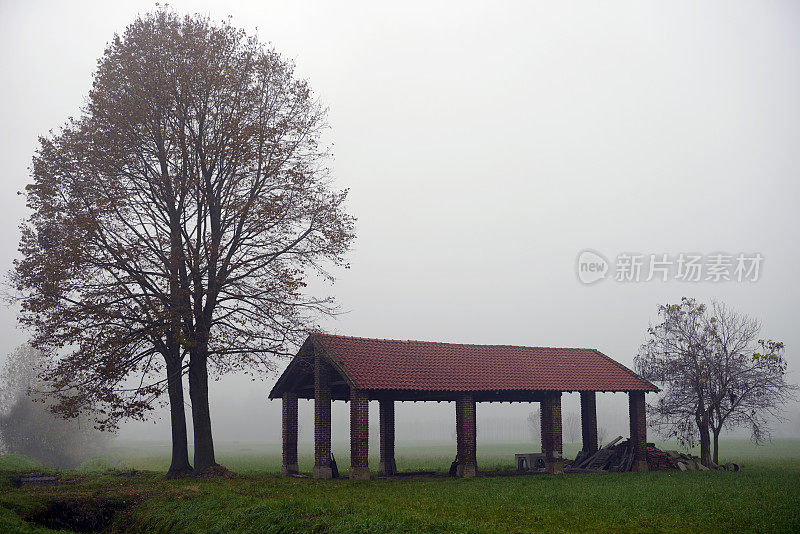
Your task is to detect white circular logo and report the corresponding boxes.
[576,249,609,285]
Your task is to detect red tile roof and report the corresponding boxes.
[310,334,657,392]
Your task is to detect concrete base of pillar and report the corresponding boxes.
[456,463,477,478]
[378,459,397,476]
[632,460,649,472]
[281,464,299,476]
[313,466,333,479]
[349,467,371,480]
[545,459,564,474]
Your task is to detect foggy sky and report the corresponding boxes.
[1,1,799,446]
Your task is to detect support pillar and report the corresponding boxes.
[313,353,333,479]
[378,400,397,475]
[540,392,563,474]
[580,391,598,455]
[629,391,648,472]
[281,392,298,476]
[455,393,477,477]
[349,389,370,479]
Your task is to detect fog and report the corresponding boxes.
[1,1,799,450]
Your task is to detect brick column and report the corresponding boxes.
[281,392,299,476]
[629,391,648,472]
[456,393,477,477]
[580,391,598,455]
[540,392,563,474]
[349,389,370,479]
[313,353,333,479]
[378,400,397,475]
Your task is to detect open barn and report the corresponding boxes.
[270,334,659,478]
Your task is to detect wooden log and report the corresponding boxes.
[624,449,635,472]
[585,450,615,470]
[578,436,623,469]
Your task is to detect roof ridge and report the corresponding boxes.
[311,332,599,352]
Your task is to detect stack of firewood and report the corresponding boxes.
[565,438,694,472]
[645,443,678,470]
[565,440,729,473]
[565,436,636,472]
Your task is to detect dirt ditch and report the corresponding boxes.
[26,497,134,533]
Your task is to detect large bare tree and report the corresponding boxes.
[14,10,355,476]
[635,298,795,466]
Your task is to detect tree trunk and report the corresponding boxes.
[189,350,217,474]
[712,428,721,466]
[697,414,712,467]
[164,357,192,478]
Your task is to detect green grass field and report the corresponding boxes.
[1,439,799,533]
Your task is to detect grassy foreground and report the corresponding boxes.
[1,440,799,533]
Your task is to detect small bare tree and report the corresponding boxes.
[526,409,540,442]
[563,412,580,444]
[0,345,111,468]
[635,298,796,466]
